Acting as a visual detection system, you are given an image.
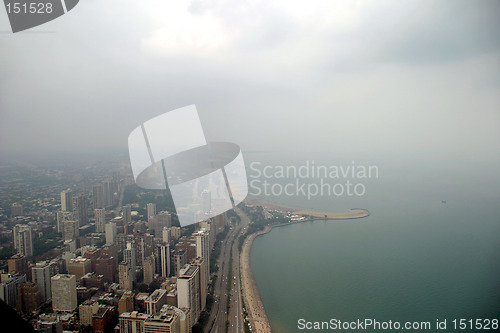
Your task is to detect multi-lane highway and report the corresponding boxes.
[206,206,251,333]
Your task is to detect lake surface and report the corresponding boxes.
[249,157,500,332]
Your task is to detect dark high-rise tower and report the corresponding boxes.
[72,193,88,228]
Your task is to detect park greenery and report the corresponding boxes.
[237,205,291,252]
[122,184,180,226]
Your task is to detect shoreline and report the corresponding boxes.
[240,225,273,333]
[243,198,370,220]
[294,208,370,220]
[240,202,370,332]
[243,197,296,213]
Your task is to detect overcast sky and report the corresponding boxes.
[1,0,499,165]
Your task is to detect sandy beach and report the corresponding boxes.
[295,208,370,219]
[240,226,273,333]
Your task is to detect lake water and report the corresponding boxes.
[249,156,500,332]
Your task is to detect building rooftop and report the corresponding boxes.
[93,306,109,318]
[120,311,150,320]
[69,257,90,263]
[179,265,198,277]
[80,299,98,306]
[51,274,75,280]
[146,289,167,303]
[146,312,176,324]
[160,304,185,321]
[135,293,149,301]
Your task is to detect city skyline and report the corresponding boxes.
[0,161,245,331]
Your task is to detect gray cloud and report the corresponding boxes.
[0,0,498,167]
[373,0,500,64]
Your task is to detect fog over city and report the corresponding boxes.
[1,0,499,167]
[0,2,499,332]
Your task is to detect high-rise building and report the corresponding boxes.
[82,247,101,272]
[0,273,26,308]
[11,202,23,217]
[165,288,178,308]
[145,289,167,315]
[92,184,105,209]
[143,254,156,285]
[60,189,73,212]
[162,227,171,245]
[174,237,196,263]
[62,251,76,269]
[194,230,210,260]
[103,178,117,207]
[72,193,88,227]
[80,273,105,291]
[13,224,33,257]
[67,257,92,280]
[151,212,171,237]
[37,314,63,333]
[105,222,117,244]
[56,210,74,233]
[191,257,207,311]
[63,219,78,241]
[95,255,118,283]
[8,254,30,280]
[52,258,66,276]
[201,190,211,213]
[79,299,99,326]
[123,243,137,281]
[140,234,155,266]
[101,244,118,259]
[159,244,170,278]
[198,220,215,250]
[92,306,110,333]
[177,264,200,326]
[51,274,77,312]
[122,205,132,226]
[194,229,210,285]
[119,311,149,333]
[32,261,59,303]
[119,306,186,333]
[119,263,133,291]
[147,203,156,223]
[173,250,187,277]
[117,234,154,266]
[118,291,135,315]
[143,305,182,333]
[133,221,147,234]
[170,227,181,241]
[16,282,41,314]
[94,208,106,233]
